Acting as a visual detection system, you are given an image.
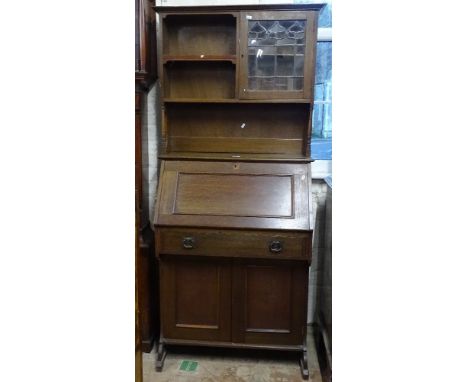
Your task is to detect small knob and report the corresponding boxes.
[269,240,283,253]
[182,237,195,249]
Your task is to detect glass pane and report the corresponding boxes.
[276,38,297,46]
[248,77,258,89]
[248,54,256,76]
[277,56,294,76]
[247,19,306,91]
[275,77,288,90]
[294,55,304,76]
[296,45,305,55]
[312,39,332,160]
[313,43,332,139]
[256,54,275,76]
[315,42,332,84]
[293,78,303,90]
[277,46,294,55]
[294,0,330,160]
[261,46,277,55]
[259,77,275,91]
[318,2,332,28]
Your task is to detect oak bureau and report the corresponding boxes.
[152,3,325,379]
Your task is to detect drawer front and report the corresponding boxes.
[156,228,311,261]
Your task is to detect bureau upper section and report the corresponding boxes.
[154,4,325,161]
[154,160,313,231]
[155,4,323,101]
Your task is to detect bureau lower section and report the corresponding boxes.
[155,228,312,379]
[153,159,315,378]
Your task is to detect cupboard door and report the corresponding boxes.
[232,259,308,346]
[160,256,231,342]
[239,11,316,100]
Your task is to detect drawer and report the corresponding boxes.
[156,228,311,261]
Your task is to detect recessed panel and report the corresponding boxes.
[154,161,311,231]
[174,173,293,218]
[245,265,292,332]
[175,262,220,328]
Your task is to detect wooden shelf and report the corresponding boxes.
[154,4,325,12]
[248,54,305,57]
[163,98,312,104]
[163,55,237,64]
[248,75,304,78]
[250,44,305,47]
[159,152,313,163]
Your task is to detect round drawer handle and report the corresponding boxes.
[269,240,283,253]
[182,237,195,249]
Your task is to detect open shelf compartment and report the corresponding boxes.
[162,14,237,57]
[164,61,236,100]
[164,103,310,156]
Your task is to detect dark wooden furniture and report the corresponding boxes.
[135,221,143,382]
[152,3,324,379]
[136,0,158,354]
[313,178,332,382]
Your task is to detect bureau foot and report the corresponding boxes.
[155,342,167,372]
[300,348,309,380]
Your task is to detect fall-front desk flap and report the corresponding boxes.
[154,160,313,231]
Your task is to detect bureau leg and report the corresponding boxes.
[300,347,309,380]
[155,341,167,372]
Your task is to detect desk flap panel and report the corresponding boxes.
[155,161,311,231]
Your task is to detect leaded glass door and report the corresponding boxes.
[239,11,316,99]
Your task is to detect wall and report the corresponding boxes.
[141,82,160,224]
[308,179,329,323]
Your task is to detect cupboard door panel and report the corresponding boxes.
[160,256,231,341]
[232,259,308,346]
[239,11,317,100]
[245,266,292,331]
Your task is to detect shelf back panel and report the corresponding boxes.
[165,103,309,156]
